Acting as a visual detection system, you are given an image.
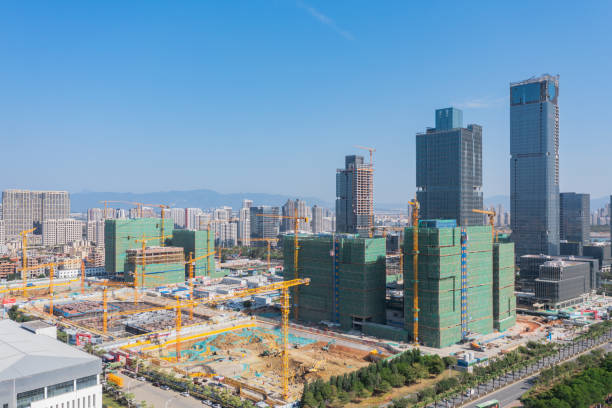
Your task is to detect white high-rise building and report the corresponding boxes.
[170,208,185,228]
[311,205,324,233]
[214,207,231,221]
[87,208,104,222]
[2,190,70,237]
[281,199,310,232]
[42,219,83,246]
[238,207,250,246]
[216,221,238,247]
[86,220,105,246]
[242,199,253,209]
[185,208,203,230]
[0,220,5,245]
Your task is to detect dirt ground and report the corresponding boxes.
[154,327,374,399]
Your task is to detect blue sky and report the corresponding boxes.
[1,1,611,204]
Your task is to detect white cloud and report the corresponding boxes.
[296,0,354,40]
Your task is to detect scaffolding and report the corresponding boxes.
[283,235,386,330]
[493,242,516,332]
[404,223,495,348]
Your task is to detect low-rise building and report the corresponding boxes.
[0,319,102,408]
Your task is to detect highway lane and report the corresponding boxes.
[464,340,612,408]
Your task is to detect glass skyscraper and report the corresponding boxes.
[416,107,483,226]
[510,75,560,257]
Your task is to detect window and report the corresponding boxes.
[16,388,45,408]
[48,380,74,397]
[88,396,91,408]
[77,375,97,390]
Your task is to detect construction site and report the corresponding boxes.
[3,200,612,406]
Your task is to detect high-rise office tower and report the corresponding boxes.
[416,108,483,226]
[336,155,373,235]
[560,193,590,245]
[242,199,253,209]
[250,206,280,239]
[510,75,560,257]
[0,220,4,245]
[2,190,70,237]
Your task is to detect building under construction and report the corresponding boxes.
[104,218,174,275]
[493,242,516,332]
[125,246,186,287]
[171,229,217,278]
[404,221,516,348]
[283,235,386,330]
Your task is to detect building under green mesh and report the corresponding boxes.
[104,218,174,275]
[125,261,186,287]
[404,222,502,348]
[171,230,217,278]
[493,243,517,332]
[283,235,386,330]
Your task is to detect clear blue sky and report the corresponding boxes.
[1,1,611,204]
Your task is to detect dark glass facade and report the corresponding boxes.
[416,108,483,226]
[560,192,590,245]
[510,75,560,258]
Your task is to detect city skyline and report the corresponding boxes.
[1,2,612,202]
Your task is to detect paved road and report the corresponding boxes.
[464,340,612,408]
[117,373,205,408]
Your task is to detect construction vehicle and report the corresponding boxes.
[257,208,308,321]
[250,238,279,272]
[408,197,420,344]
[470,341,485,352]
[472,209,497,242]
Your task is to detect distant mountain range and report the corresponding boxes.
[70,189,333,213]
[69,190,610,213]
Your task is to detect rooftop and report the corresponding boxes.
[20,320,55,331]
[0,319,99,382]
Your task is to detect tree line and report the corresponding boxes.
[301,349,454,407]
[521,352,612,408]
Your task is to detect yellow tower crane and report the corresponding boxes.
[257,208,308,320]
[354,145,376,237]
[131,234,172,304]
[143,204,171,246]
[19,227,36,296]
[408,197,420,344]
[99,200,145,219]
[185,250,216,319]
[250,238,279,272]
[90,280,135,334]
[17,259,75,315]
[472,209,497,243]
[106,278,310,400]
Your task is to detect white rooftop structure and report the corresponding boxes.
[0,319,102,408]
